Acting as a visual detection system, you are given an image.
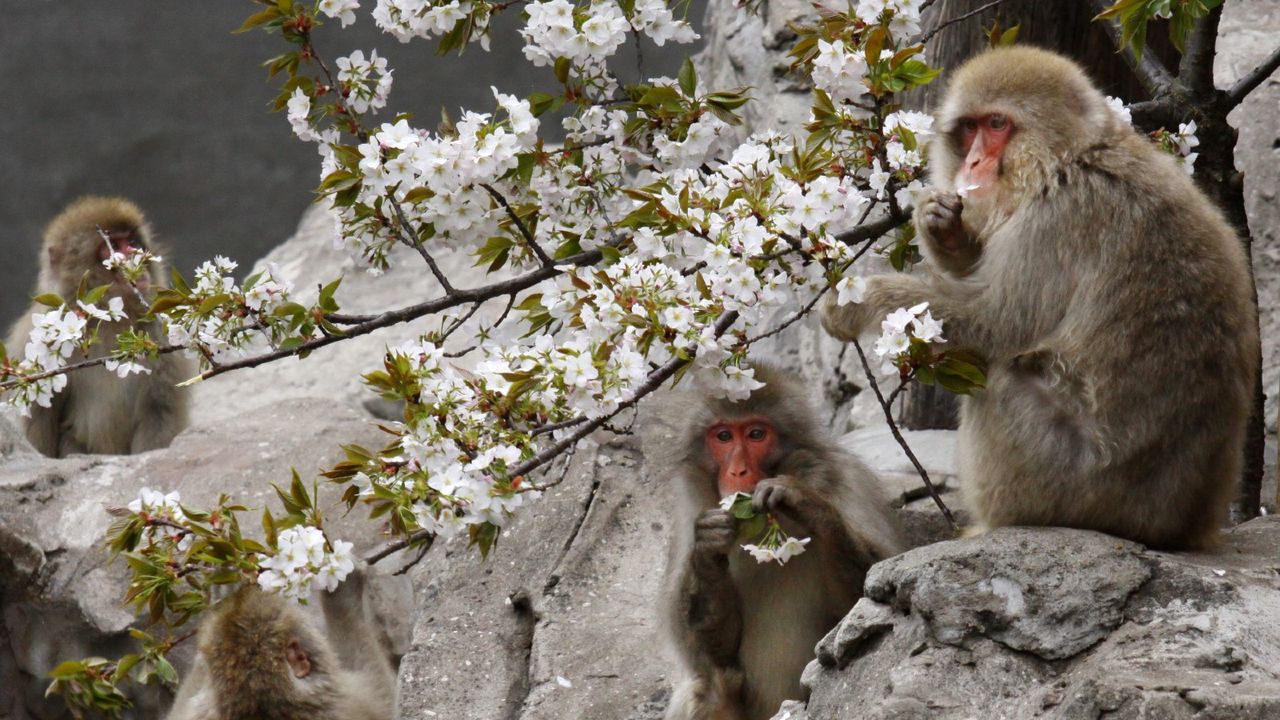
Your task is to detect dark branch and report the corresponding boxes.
[365,529,435,565]
[183,248,606,384]
[516,311,739,483]
[481,183,553,266]
[1177,7,1220,99]
[834,207,909,247]
[1089,0,1176,97]
[917,0,1016,46]
[387,199,455,294]
[1227,43,1280,108]
[850,337,957,530]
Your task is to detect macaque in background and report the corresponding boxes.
[660,366,906,720]
[5,196,193,456]
[822,46,1256,550]
[166,565,398,720]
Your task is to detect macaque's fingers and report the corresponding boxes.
[750,478,798,515]
[920,192,968,254]
[694,509,737,556]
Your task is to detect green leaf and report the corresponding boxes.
[678,57,697,97]
[33,293,64,308]
[235,7,282,33]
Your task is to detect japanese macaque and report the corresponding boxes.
[166,566,398,720]
[821,47,1257,550]
[661,367,906,720]
[5,196,192,457]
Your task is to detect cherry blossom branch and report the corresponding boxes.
[0,345,186,393]
[180,247,607,384]
[481,183,553,265]
[917,0,1015,46]
[518,311,740,483]
[387,197,455,293]
[850,336,957,530]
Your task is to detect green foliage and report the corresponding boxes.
[1094,0,1224,59]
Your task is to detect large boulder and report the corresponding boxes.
[792,520,1280,720]
[0,400,415,719]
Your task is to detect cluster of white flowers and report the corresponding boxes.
[629,0,698,46]
[286,88,323,142]
[164,256,301,364]
[373,0,479,45]
[1170,120,1200,175]
[812,39,869,104]
[718,493,811,565]
[244,263,296,314]
[522,0,628,66]
[319,0,361,27]
[101,244,162,281]
[1105,95,1132,125]
[854,0,923,43]
[872,302,944,375]
[128,487,193,553]
[336,49,393,114]
[257,526,356,600]
[5,307,87,414]
[743,536,812,564]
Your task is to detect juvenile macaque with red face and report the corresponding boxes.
[660,367,905,720]
[822,47,1256,550]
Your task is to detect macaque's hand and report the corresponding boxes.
[751,477,801,516]
[693,509,737,561]
[918,191,969,255]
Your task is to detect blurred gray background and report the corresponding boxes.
[0,3,697,330]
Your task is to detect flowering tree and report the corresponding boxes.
[3,0,1262,715]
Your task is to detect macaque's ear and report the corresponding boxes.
[47,243,65,268]
[286,639,312,678]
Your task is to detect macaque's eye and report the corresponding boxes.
[747,426,767,441]
[715,429,733,442]
[959,118,979,133]
[987,114,1009,130]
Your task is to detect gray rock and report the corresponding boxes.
[0,399,415,719]
[799,519,1280,720]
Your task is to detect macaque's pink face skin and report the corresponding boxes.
[95,227,151,291]
[706,417,774,495]
[955,113,1013,192]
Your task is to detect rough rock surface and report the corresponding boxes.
[0,401,416,719]
[792,520,1280,720]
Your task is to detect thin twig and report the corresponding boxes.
[481,183,553,266]
[1089,0,1176,97]
[0,345,186,392]
[916,0,1015,46]
[1227,43,1280,108]
[387,198,455,293]
[850,337,957,530]
[96,227,151,307]
[744,282,832,345]
[507,312,739,481]
[365,529,435,566]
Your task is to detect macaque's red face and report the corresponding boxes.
[955,113,1013,191]
[706,417,775,496]
[95,227,150,291]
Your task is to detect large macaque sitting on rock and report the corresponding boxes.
[6,196,193,457]
[822,47,1257,550]
[661,367,905,720]
[167,565,398,720]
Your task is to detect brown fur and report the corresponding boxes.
[821,47,1257,550]
[167,568,397,720]
[5,196,193,457]
[661,366,906,720]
